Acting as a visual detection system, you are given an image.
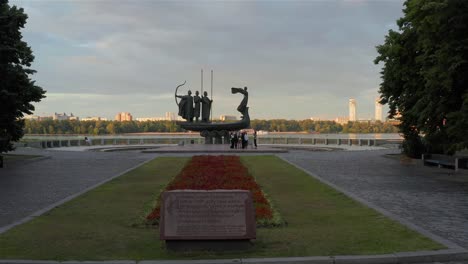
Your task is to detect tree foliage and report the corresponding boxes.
[375,0,468,156]
[24,119,398,135]
[0,0,45,152]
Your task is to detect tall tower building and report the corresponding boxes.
[122,112,133,121]
[349,98,356,121]
[115,112,133,121]
[375,97,383,121]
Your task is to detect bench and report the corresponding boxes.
[422,154,468,172]
[0,137,6,168]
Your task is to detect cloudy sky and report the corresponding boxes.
[12,0,404,120]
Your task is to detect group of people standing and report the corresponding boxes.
[176,90,212,122]
[229,130,257,149]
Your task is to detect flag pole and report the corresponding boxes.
[211,70,213,122]
[201,69,203,95]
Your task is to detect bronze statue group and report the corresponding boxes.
[229,130,257,149]
[175,84,255,147]
[176,86,248,123]
[176,90,212,122]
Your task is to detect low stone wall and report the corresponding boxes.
[20,136,403,149]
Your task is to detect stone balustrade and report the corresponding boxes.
[18,136,403,149]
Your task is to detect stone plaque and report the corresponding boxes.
[160,190,256,240]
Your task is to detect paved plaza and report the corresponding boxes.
[1,146,468,263]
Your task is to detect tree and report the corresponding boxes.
[106,123,116,134]
[375,0,468,156]
[0,0,45,153]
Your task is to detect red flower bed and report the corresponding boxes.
[146,155,273,223]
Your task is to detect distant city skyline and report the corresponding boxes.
[28,95,387,122]
[375,97,383,122]
[13,0,401,120]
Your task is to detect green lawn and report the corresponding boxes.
[0,156,443,260]
[2,154,41,161]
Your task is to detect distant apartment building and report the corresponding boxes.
[25,115,51,121]
[26,113,78,121]
[136,117,153,122]
[219,115,237,121]
[136,117,165,122]
[165,112,177,121]
[357,119,372,123]
[334,116,349,125]
[53,112,68,121]
[375,97,383,122]
[81,117,108,121]
[310,117,341,122]
[309,117,323,121]
[349,99,357,121]
[115,112,133,121]
[24,115,35,120]
[135,112,179,122]
[53,112,79,121]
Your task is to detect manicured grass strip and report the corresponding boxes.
[0,156,443,260]
[2,154,41,161]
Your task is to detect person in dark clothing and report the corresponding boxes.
[229,132,234,149]
[241,132,246,149]
[243,131,249,149]
[233,132,238,149]
[253,130,258,149]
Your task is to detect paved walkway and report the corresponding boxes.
[280,149,468,249]
[0,148,157,228]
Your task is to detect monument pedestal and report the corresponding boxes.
[166,240,252,251]
[201,130,230,144]
[178,108,250,145]
[160,190,256,251]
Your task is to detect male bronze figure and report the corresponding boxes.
[201,91,213,123]
[176,90,194,122]
[193,91,201,122]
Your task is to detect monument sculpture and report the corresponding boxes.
[193,91,201,122]
[174,81,250,144]
[201,91,212,123]
[175,82,194,122]
[232,86,248,118]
